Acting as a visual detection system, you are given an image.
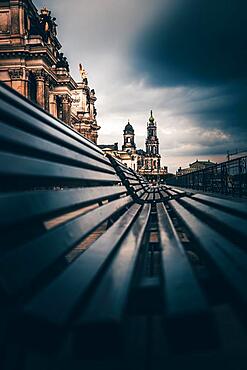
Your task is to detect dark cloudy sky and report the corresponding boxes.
[36,0,247,172]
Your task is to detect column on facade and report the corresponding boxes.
[49,93,57,118]
[44,75,51,112]
[34,70,46,108]
[61,94,72,125]
[9,68,28,97]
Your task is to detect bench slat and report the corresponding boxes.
[179,197,247,243]
[157,203,214,350]
[159,190,168,200]
[169,200,247,308]
[22,203,142,328]
[0,99,109,166]
[1,86,104,156]
[0,121,115,174]
[74,204,151,348]
[140,193,149,201]
[135,189,145,199]
[154,192,161,200]
[0,196,133,296]
[192,194,247,218]
[0,186,127,227]
[0,152,119,184]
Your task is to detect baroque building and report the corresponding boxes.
[0,0,99,143]
[71,64,100,144]
[99,111,168,181]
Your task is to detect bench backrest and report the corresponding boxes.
[0,83,135,300]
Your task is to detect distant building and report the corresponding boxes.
[0,0,99,143]
[226,149,247,161]
[99,111,168,180]
[176,159,216,176]
[138,111,167,180]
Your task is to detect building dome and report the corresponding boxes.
[124,120,134,133]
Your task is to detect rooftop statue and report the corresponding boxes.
[39,8,58,41]
[56,53,70,71]
[79,63,88,83]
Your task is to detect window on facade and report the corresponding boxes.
[0,10,10,33]
[28,72,37,103]
[56,96,63,120]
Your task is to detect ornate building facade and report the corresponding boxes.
[0,0,99,143]
[99,111,168,181]
[71,64,100,143]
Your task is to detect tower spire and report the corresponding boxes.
[149,109,155,124]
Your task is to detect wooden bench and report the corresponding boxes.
[1,83,247,370]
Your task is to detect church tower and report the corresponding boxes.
[122,120,136,152]
[144,110,161,172]
[146,110,159,156]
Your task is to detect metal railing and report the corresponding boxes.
[167,156,247,197]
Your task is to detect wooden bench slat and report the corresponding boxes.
[0,196,133,296]
[0,121,115,174]
[169,200,247,308]
[0,151,120,184]
[0,186,127,227]
[127,181,141,187]
[171,188,186,194]
[132,185,143,192]
[154,192,161,200]
[157,203,214,350]
[121,172,138,180]
[74,204,151,346]
[1,86,104,156]
[180,197,247,242]
[192,193,247,218]
[135,189,145,199]
[0,99,109,166]
[159,190,168,200]
[164,189,177,196]
[140,193,149,201]
[22,203,142,328]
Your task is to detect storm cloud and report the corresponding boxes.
[135,0,247,85]
[35,0,247,172]
[133,0,247,144]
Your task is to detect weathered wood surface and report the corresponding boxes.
[1,83,247,370]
